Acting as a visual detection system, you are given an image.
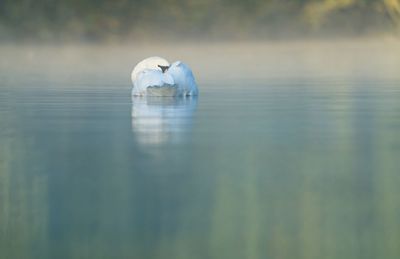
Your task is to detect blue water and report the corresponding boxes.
[1,44,400,258]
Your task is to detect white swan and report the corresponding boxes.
[131,57,198,97]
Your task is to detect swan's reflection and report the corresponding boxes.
[131,96,198,145]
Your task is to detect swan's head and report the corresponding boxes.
[131,56,170,83]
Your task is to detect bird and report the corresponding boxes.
[131,56,198,97]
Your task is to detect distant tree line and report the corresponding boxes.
[0,0,399,41]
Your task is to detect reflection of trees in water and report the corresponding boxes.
[1,82,400,258]
[0,127,49,258]
[199,87,392,258]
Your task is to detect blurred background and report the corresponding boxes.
[1,0,400,42]
[1,1,400,259]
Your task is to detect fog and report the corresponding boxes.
[1,40,400,86]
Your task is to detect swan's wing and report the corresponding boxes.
[167,61,198,96]
[132,69,176,96]
[183,68,198,96]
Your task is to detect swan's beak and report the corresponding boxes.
[158,65,169,73]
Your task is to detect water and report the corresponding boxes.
[1,42,400,259]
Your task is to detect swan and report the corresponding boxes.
[131,57,198,97]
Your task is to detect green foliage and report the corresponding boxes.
[0,0,399,41]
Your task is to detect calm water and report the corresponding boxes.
[1,43,400,259]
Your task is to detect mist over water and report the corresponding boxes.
[1,41,400,258]
[1,40,400,82]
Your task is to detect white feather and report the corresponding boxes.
[167,61,198,96]
[131,57,198,97]
[131,56,169,83]
[132,69,175,96]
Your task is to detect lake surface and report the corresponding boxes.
[1,42,400,259]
